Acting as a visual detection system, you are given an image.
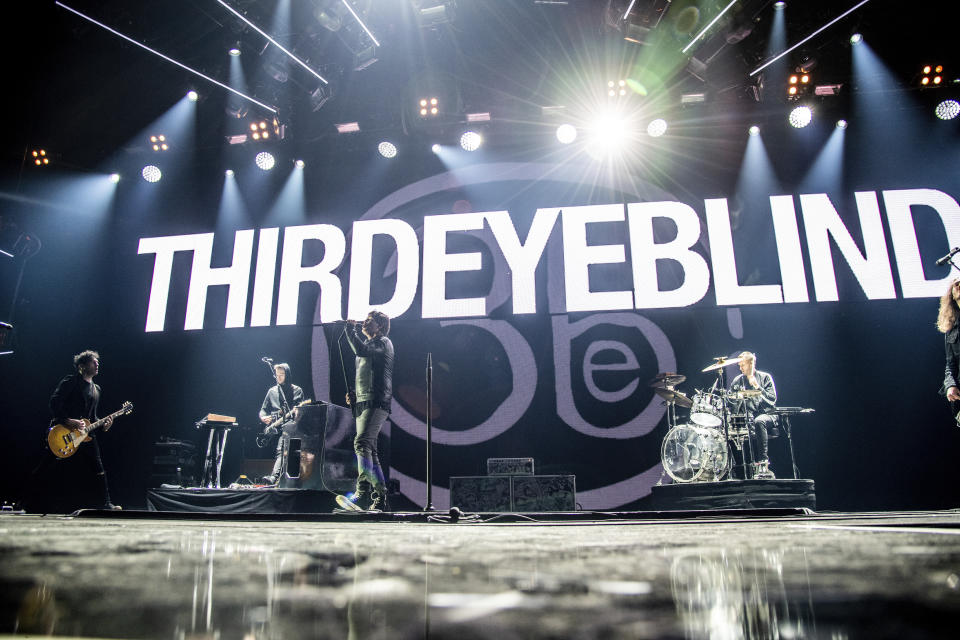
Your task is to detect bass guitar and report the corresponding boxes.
[256,399,312,447]
[47,401,134,459]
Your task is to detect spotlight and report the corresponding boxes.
[936,99,960,121]
[748,125,760,136]
[225,169,235,177]
[419,97,440,117]
[836,119,848,129]
[789,105,812,128]
[150,134,168,152]
[849,33,862,45]
[921,64,945,88]
[229,46,241,57]
[774,1,785,8]
[255,152,276,171]
[607,79,627,98]
[249,121,270,141]
[646,118,668,137]
[589,114,627,151]
[378,141,398,158]
[459,131,482,151]
[431,144,441,154]
[109,173,121,183]
[187,90,199,102]
[295,159,305,168]
[31,149,49,166]
[556,124,577,144]
[142,165,162,182]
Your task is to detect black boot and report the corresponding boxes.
[369,485,390,512]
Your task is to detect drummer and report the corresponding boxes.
[728,351,778,479]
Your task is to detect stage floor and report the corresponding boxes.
[1,509,958,638]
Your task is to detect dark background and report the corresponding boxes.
[1,0,958,512]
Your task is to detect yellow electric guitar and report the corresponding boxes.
[47,401,133,459]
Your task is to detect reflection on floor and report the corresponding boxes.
[1,510,959,638]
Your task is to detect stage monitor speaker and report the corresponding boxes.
[450,474,576,512]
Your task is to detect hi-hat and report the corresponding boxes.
[702,356,745,372]
[649,372,686,388]
[654,387,693,408]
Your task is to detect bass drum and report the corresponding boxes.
[661,424,730,483]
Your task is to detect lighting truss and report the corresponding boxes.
[55,2,277,113]
[750,0,875,77]
[216,0,329,85]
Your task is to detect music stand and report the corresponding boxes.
[196,413,237,488]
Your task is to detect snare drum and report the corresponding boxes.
[690,391,723,427]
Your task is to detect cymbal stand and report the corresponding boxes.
[716,367,735,481]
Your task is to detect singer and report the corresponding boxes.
[337,310,394,512]
[937,279,960,405]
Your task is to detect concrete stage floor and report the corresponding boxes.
[1,510,959,639]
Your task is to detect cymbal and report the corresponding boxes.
[732,389,762,399]
[702,356,745,372]
[649,372,686,388]
[654,387,693,408]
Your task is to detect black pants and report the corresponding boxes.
[24,436,113,512]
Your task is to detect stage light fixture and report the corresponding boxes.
[187,90,199,102]
[789,105,813,128]
[646,118,668,137]
[748,125,760,136]
[460,131,482,151]
[850,33,862,44]
[31,149,49,166]
[836,119,848,129]
[378,141,397,158]
[431,144,441,154]
[607,79,627,97]
[150,134,168,151]
[225,169,235,177]
[335,122,361,133]
[466,112,491,122]
[249,121,270,141]
[339,0,380,47]
[229,46,241,57]
[556,124,577,144]
[295,159,305,169]
[142,165,162,182]
[109,173,121,183]
[774,1,785,8]
[589,114,628,152]
[935,99,960,121]
[255,152,276,171]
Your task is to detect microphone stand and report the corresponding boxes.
[424,353,435,511]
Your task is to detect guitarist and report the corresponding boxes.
[259,362,304,484]
[43,349,119,511]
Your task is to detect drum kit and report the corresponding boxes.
[654,355,766,484]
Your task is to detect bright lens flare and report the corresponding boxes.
[556,124,577,144]
[589,115,627,152]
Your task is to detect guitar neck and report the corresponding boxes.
[88,407,126,432]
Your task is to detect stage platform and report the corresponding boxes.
[651,478,816,511]
[146,487,339,514]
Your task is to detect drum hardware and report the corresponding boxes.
[649,372,687,388]
[731,389,762,400]
[654,387,693,409]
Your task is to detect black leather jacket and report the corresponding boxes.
[729,369,777,416]
[345,325,394,411]
[944,325,960,393]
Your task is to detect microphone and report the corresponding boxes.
[261,357,273,363]
[936,247,960,266]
